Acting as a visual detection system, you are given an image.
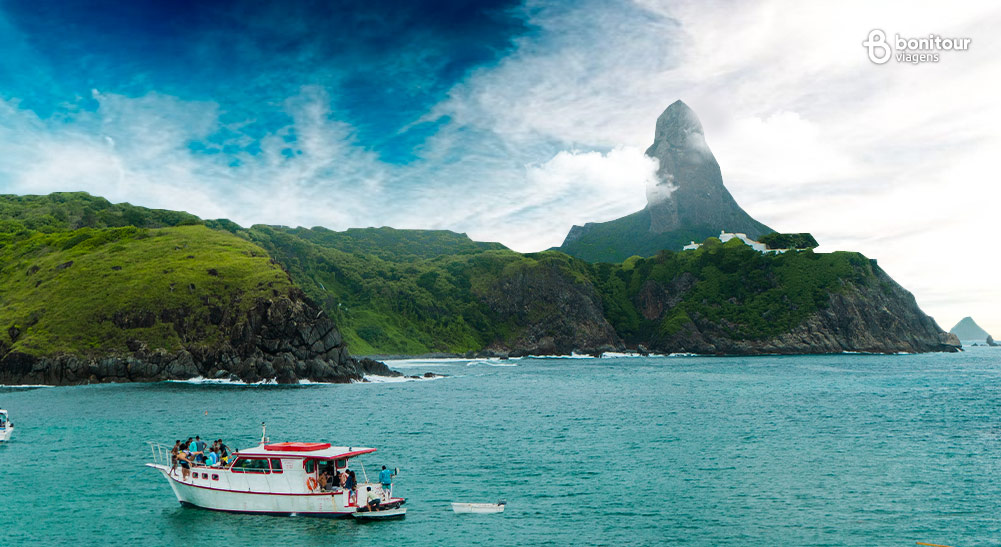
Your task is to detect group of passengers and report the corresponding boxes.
[318,464,359,502]
[170,436,231,479]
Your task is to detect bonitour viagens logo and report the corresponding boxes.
[863,29,971,64]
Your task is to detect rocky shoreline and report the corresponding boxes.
[0,288,399,386]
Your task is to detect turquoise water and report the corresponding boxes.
[2,350,1001,546]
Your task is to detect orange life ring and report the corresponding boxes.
[306,477,319,491]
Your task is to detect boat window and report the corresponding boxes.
[304,459,316,473]
[336,458,347,469]
[211,474,219,481]
[270,459,283,474]
[231,457,271,473]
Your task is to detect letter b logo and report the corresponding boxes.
[863,29,892,64]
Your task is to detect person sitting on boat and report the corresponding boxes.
[365,486,381,512]
[339,468,348,489]
[318,468,333,491]
[379,465,394,500]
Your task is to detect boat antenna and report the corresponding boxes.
[261,422,269,445]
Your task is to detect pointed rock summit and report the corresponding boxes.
[949,316,992,342]
[557,101,771,262]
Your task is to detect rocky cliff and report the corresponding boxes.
[557,101,771,263]
[631,256,960,355]
[0,287,397,385]
[478,259,621,356]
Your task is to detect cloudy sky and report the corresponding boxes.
[1,0,999,335]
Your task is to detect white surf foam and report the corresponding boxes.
[358,374,446,383]
[167,376,279,386]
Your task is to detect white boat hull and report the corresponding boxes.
[148,464,368,517]
[0,426,12,442]
[352,507,406,520]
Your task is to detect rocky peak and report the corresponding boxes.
[651,100,706,151]
[643,100,770,238]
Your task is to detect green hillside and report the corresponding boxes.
[0,222,291,357]
[555,209,721,263]
[593,238,866,345]
[245,225,583,354]
[0,191,201,232]
[1,192,939,359]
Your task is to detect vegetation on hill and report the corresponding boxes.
[759,232,819,250]
[245,225,588,354]
[0,222,291,357]
[592,237,867,346]
[1,192,946,359]
[554,208,723,263]
[0,191,200,232]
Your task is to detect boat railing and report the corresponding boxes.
[147,441,172,466]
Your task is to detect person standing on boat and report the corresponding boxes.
[379,465,394,499]
[346,470,357,504]
[170,440,181,471]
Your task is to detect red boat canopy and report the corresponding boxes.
[263,442,332,452]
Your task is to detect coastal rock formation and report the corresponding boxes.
[639,261,960,355]
[557,101,771,262]
[988,335,997,347]
[644,100,771,237]
[479,260,621,356]
[0,288,398,385]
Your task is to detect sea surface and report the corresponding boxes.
[2,349,1001,546]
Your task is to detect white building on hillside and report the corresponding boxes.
[682,231,789,254]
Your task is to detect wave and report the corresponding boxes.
[0,384,54,388]
[358,374,446,383]
[466,360,517,367]
[167,376,280,386]
[381,357,481,368]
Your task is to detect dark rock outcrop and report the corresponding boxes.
[0,288,399,386]
[988,335,997,347]
[638,263,960,355]
[479,260,621,356]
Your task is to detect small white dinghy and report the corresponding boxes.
[352,507,407,520]
[451,501,506,514]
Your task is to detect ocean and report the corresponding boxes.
[2,349,1000,546]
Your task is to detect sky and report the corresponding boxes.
[1,0,999,336]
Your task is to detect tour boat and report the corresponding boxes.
[0,409,12,442]
[145,425,404,518]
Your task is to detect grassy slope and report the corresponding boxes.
[0,224,291,357]
[555,209,722,263]
[249,226,871,354]
[1,193,879,356]
[246,225,572,354]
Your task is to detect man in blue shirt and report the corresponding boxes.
[379,466,394,499]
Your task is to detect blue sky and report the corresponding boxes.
[1,0,1000,334]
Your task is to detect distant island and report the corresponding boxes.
[0,103,962,385]
[949,316,995,345]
